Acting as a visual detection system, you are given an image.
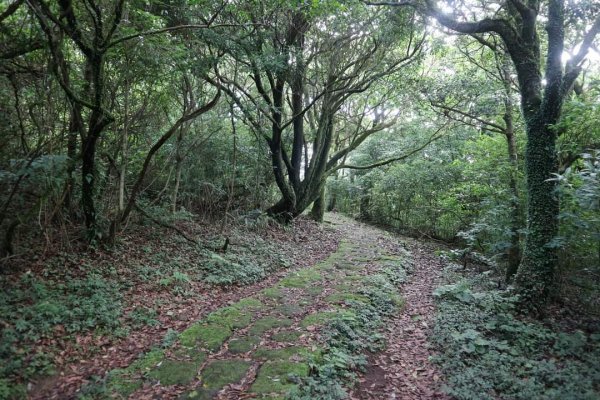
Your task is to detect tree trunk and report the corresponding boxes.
[310,185,326,222]
[64,104,80,211]
[172,126,183,214]
[514,120,559,310]
[81,132,99,238]
[502,78,522,283]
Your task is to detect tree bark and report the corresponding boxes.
[310,185,326,222]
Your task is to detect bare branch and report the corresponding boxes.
[335,123,448,171]
[106,23,258,49]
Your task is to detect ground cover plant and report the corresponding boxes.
[431,261,600,400]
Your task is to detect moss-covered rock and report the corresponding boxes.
[261,286,284,299]
[271,331,303,343]
[300,310,356,328]
[200,359,251,390]
[233,297,265,311]
[228,336,260,354]
[276,303,305,317]
[250,361,309,395]
[253,346,309,361]
[206,306,253,330]
[148,359,202,386]
[279,269,321,288]
[249,316,293,336]
[180,322,232,352]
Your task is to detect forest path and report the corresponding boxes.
[91,214,447,399]
[351,237,450,400]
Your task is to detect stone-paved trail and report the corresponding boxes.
[88,214,447,399]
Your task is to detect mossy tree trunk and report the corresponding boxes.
[423,0,600,312]
[310,185,326,222]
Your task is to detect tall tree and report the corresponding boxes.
[210,0,423,220]
[372,0,600,312]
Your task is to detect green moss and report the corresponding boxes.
[334,283,354,292]
[379,255,404,261]
[313,259,336,272]
[391,294,405,308]
[148,359,200,386]
[325,292,370,304]
[129,348,165,371]
[200,359,251,390]
[276,303,305,317]
[262,287,284,299]
[173,346,208,363]
[254,346,309,361]
[304,285,324,296]
[272,331,302,342]
[300,310,356,328]
[250,361,309,395]
[233,297,265,311]
[206,306,253,329]
[279,269,321,288]
[341,274,364,283]
[181,388,219,399]
[180,322,232,352]
[249,316,293,336]
[105,369,142,397]
[228,336,260,354]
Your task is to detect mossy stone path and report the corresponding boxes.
[94,214,412,399]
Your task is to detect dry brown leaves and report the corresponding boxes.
[350,241,451,400]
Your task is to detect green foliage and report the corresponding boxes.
[552,150,600,305]
[0,272,122,393]
[432,268,600,399]
[127,306,159,328]
[202,253,267,286]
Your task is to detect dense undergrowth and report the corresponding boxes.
[0,216,331,399]
[432,262,600,400]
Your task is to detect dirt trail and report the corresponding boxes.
[68,214,448,399]
[351,240,450,399]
